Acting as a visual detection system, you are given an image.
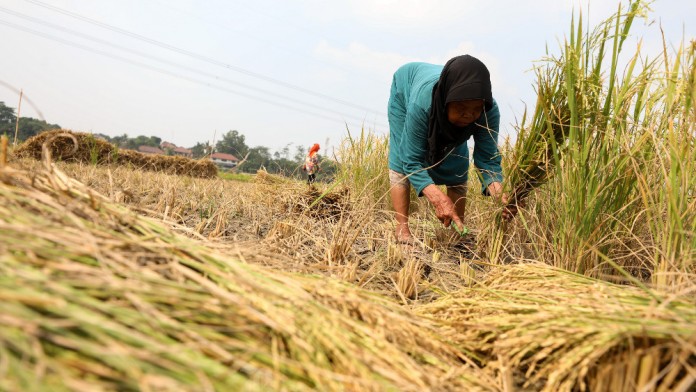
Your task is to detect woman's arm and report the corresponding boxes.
[400,104,464,228]
[472,100,503,195]
[400,103,436,196]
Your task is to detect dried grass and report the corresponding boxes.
[419,263,696,391]
[10,157,469,300]
[395,259,425,300]
[0,155,496,391]
[13,129,218,178]
[3,122,694,391]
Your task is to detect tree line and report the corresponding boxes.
[1,101,336,180]
[208,129,336,180]
[0,101,60,143]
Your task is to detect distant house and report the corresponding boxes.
[160,141,177,150]
[211,152,239,168]
[172,147,193,158]
[138,145,164,155]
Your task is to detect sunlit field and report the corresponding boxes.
[1,2,694,391]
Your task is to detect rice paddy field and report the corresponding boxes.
[1,2,695,391]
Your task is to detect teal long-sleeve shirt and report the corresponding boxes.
[387,62,503,196]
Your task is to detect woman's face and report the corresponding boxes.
[446,99,485,127]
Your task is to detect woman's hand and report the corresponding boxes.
[422,184,463,229]
[486,182,521,221]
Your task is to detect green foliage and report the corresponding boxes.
[191,142,211,158]
[14,118,62,142]
[0,101,60,143]
[0,101,15,124]
[267,157,300,176]
[91,133,161,151]
[107,133,129,147]
[315,157,338,183]
[293,144,306,162]
[232,142,337,182]
[128,135,161,150]
[216,130,249,157]
[241,145,271,173]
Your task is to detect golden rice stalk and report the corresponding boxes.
[418,263,696,391]
[395,259,425,300]
[0,159,496,391]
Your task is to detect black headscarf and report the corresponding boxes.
[427,55,493,165]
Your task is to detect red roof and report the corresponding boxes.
[211,152,239,161]
[160,141,177,149]
[138,145,164,154]
[173,147,192,154]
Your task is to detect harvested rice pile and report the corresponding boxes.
[257,168,352,220]
[290,186,351,220]
[0,160,496,391]
[12,130,217,178]
[419,264,696,391]
[254,168,294,185]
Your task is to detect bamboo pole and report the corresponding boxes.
[13,89,23,146]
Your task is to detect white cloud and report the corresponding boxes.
[314,39,417,79]
[345,0,477,28]
[302,0,479,29]
[301,0,621,32]
[314,39,515,99]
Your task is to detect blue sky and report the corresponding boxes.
[1,0,694,155]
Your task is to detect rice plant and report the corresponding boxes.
[334,125,390,209]
[493,1,695,287]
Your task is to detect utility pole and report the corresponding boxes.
[13,89,23,146]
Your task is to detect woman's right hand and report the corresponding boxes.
[422,184,463,229]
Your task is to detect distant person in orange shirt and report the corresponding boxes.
[303,143,321,184]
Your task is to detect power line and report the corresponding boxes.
[23,0,387,118]
[0,18,379,129]
[0,6,385,127]
[0,79,45,121]
[144,0,374,83]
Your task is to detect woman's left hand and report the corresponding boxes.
[486,182,520,221]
